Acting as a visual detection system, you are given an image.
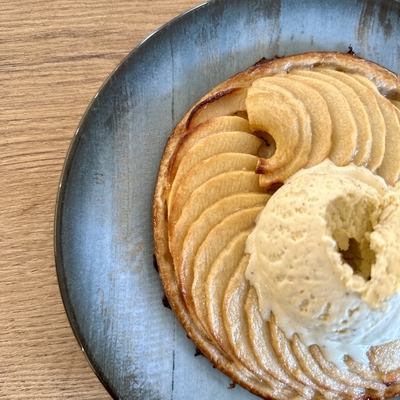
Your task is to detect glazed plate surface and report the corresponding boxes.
[55,0,400,398]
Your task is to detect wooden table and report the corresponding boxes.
[0,1,200,398]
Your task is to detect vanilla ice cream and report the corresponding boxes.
[245,159,400,365]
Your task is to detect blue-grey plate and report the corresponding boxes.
[55,0,400,399]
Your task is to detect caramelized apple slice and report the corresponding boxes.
[168,131,262,210]
[287,72,357,166]
[386,383,400,400]
[269,313,335,399]
[205,231,250,357]
[309,346,386,393]
[190,206,263,335]
[292,69,371,166]
[352,75,400,185]
[169,170,265,272]
[186,87,249,130]
[368,340,400,385]
[167,115,252,185]
[246,81,312,172]
[244,289,316,399]
[223,265,314,399]
[291,334,365,397]
[315,68,386,171]
[222,256,271,379]
[177,192,269,297]
[345,356,383,383]
[169,153,258,231]
[261,75,332,167]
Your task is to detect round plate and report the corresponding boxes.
[55,0,400,398]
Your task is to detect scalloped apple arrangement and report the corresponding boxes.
[154,52,400,400]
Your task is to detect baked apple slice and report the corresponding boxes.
[287,72,357,166]
[291,69,372,167]
[168,131,262,209]
[169,170,265,273]
[205,230,250,357]
[268,313,335,399]
[169,153,258,231]
[290,334,365,398]
[224,263,316,399]
[315,68,386,172]
[167,115,252,185]
[246,81,312,172]
[244,288,317,399]
[190,207,263,335]
[177,192,269,298]
[222,256,272,380]
[186,87,249,130]
[260,75,332,167]
[352,75,400,186]
[309,345,386,394]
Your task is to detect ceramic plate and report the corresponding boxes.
[55,0,400,398]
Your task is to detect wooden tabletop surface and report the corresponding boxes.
[0,1,200,398]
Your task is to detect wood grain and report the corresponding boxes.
[0,1,201,398]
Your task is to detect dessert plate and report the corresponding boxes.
[55,0,400,398]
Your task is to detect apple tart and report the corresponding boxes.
[153,52,400,399]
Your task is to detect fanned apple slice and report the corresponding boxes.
[368,340,400,386]
[309,346,386,394]
[222,256,273,381]
[260,75,332,167]
[224,264,314,399]
[352,75,400,185]
[168,131,262,210]
[169,153,258,230]
[244,289,316,399]
[344,356,384,388]
[287,72,357,166]
[190,206,263,335]
[169,170,265,270]
[290,334,365,398]
[315,68,386,171]
[292,69,371,166]
[224,278,302,400]
[269,313,336,399]
[246,80,313,188]
[167,116,252,185]
[344,354,400,399]
[246,81,312,172]
[217,254,312,400]
[257,129,313,188]
[186,87,249,130]
[205,231,250,358]
[177,192,269,296]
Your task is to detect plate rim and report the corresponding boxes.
[53,2,207,398]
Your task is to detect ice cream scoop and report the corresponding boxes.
[245,159,400,365]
